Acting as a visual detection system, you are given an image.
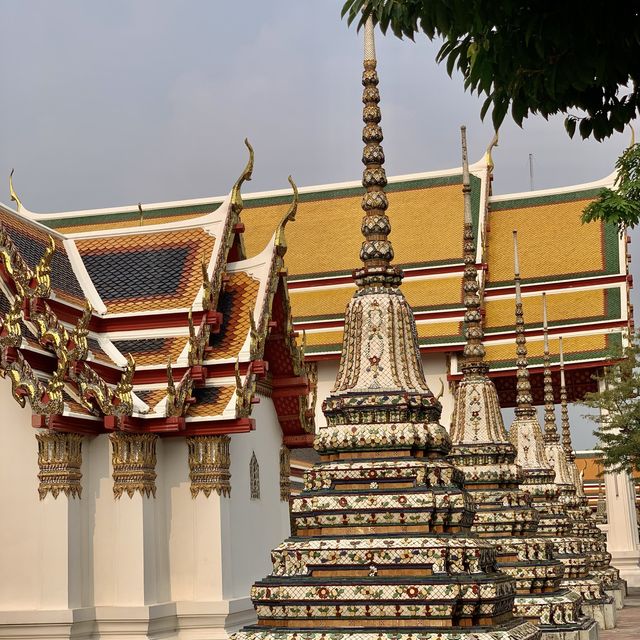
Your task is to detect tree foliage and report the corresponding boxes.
[582,143,640,231]
[342,0,640,141]
[582,334,640,473]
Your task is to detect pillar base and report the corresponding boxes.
[0,599,256,640]
[538,618,598,640]
[582,598,616,630]
[605,585,625,609]
[611,550,640,588]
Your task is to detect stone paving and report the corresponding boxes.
[600,588,640,639]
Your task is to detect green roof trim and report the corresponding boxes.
[243,173,466,209]
[486,332,623,370]
[484,287,622,334]
[36,172,473,232]
[40,202,220,230]
[489,186,606,211]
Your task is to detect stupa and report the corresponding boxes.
[556,336,626,608]
[448,131,593,638]
[508,234,616,630]
[232,18,539,640]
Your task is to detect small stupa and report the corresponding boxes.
[232,18,539,640]
[448,131,591,638]
[508,235,615,630]
[556,335,626,608]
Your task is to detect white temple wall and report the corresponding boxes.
[0,376,289,638]
[313,359,339,429]
[0,377,89,611]
[224,396,290,601]
[89,432,170,607]
[422,352,455,430]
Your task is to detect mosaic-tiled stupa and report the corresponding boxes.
[448,131,592,638]
[232,19,539,640]
[554,335,626,608]
[508,235,616,630]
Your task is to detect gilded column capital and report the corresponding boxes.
[36,431,83,499]
[187,435,231,498]
[110,432,157,499]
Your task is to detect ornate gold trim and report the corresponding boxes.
[166,360,194,417]
[279,444,291,502]
[1,350,65,414]
[36,431,83,499]
[187,435,231,498]
[250,451,260,500]
[188,308,210,366]
[110,432,157,499]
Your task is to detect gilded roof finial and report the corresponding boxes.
[460,125,486,373]
[138,203,144,227]
[275,176,298,256]
[542,293,560,443]
[513,230,535,417]
[484,130,499,173]
[355,15,402,288]
[231,139,254,216]
[559,336,575,462]
[9,169,23,212]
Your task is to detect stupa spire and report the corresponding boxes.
[513,231,535,417]
[233,20,541,640]
[326,15,436,404]
[356,15,402,288]
[542,293,560,443]
[559,337,575,463]
[460,126,486,373]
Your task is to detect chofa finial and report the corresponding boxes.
[275,176,299,255]
[9,169,23,212]
[231,139,254,215]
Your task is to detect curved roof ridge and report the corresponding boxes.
[0,201,68,239]
[10,157,490,228]
[64,191,231,240]
[490,169,617,203]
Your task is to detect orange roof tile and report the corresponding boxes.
[187,385,235,418]
[74,228,215,314]
[208,271,260,360]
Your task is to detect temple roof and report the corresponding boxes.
[0,154,315,443]
[3,158,630,404]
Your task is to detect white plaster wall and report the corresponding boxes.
[0,377,89,610]
[0,381,295,620]
[164,436,226,603]
[90,432,170,607]
[313,360,338,430]
[224,396,290,600]
[164,395,290,606]
[422,352,455,431]
[312,354,453,431]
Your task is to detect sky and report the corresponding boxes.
[0,1,635,449]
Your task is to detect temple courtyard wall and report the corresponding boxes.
[0,378,288,639]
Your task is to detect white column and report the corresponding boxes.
[90,434,172,638]
[599,379,640,586]
[604,467,640,585]
[0,379,87,639]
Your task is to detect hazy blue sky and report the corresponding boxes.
[0,1,634,448]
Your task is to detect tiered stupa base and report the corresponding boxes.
[448,442,593,639]
[232,448,540,640]
[564,492,626,609]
